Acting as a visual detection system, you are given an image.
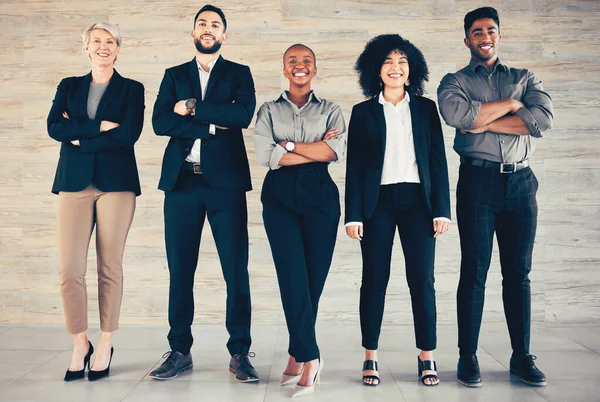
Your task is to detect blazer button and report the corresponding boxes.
[184,148,190,152]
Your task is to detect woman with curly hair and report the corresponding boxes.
[345,34,451,386]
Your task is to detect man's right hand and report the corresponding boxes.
[100,121,120,132]
[174,100,191,116]
[345,224,363,240]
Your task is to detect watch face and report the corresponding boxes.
[286,142,295,151]
[185,99,196,109]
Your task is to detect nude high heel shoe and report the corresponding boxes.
[281,368,303,386]
[292,358,323,398]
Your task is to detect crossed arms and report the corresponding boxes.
[437,69,553,137]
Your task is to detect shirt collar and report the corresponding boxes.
[196,56,219,73]
[468,57,507,74]
[378,91,410,106]
[276,90,323,104]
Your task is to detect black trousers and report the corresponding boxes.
[456,163,538,356]
[360,183,437,351]
[164,169,251,356]
[261,163,340,363]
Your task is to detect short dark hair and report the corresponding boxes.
[354,34,428,98]
[194,4,227,31]
[464,7,499,37]
[282,44,317,67]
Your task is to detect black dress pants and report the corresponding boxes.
[456,163,538,356]
[261,163,340,363]
[164,169,252,356]
[360,183,437,351]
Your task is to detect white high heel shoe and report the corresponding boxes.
[292,358,323,398]
[280,368,303,386]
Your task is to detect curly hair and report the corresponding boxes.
[355,34,429,98]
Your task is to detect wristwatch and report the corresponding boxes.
[285,142,295,152]
[185,99,196,114]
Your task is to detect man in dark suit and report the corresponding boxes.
[149,4,258,382]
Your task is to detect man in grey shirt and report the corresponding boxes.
[437,6,553,388]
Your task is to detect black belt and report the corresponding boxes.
[183,162,202,174]
[461,156,529,174]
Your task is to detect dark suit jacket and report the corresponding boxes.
[344,95,451,223]
[152,56,256,192]
[48,71,145,195]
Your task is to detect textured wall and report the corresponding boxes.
[1,0,599,328]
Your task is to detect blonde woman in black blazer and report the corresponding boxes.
[345,34,450,387]
[47,22,144,382]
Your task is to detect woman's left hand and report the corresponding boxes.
[433,220,450,237]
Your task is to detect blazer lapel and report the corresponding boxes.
[188,58,203,102]
[94,70,123,120]
[77,73,93,119]
[204,55,225,100]
[369,97,387,151]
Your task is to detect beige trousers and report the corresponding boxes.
[58,185,136,334]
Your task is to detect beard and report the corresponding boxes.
[194,37,222,54]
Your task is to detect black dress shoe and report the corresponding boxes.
[64,341,94,382]
[88,347,114,382]
[457,354,482,387]
[510,354,547,386]
[229,352,259,383]
[148,351,193,380]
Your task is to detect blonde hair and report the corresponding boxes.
[82,22,121,62]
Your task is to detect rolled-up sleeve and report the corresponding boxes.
[516,70,554,138]
[323,104,347,162]
[253,103,286,170]
[437,73,481,130]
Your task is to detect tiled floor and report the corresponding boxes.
[0,323,598,401]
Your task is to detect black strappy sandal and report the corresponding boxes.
[362,360,381,386]
[418,357,439,386]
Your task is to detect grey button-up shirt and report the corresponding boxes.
[437,58,553,163]
[253,91,347,170]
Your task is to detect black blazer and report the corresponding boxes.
[48,71,145,195]
[344,95,451,223]
[152,56,256,192]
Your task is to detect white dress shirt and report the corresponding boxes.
[379,92,420,184]
[186,57,218,163]
[345,92,450,227]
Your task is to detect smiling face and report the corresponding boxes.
[86,29,119,67]
[283,45,316,87]
[192,10,227,54]
[380,49,409,91]
[464,17,501,63]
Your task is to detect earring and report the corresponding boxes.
[405,79,410,87]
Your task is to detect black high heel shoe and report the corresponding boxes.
[64,341,94,382]
[88,347,114,382]
[418,356,439,386]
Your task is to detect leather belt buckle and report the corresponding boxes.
[500,162,517,174]
[192,163,202,174]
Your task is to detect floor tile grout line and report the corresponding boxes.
[388,361,410,402]
[19,350,63,380]
[120,355,176,401]
[568,340,600,356]
[480,346,551,402]
[261,325,279,401]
